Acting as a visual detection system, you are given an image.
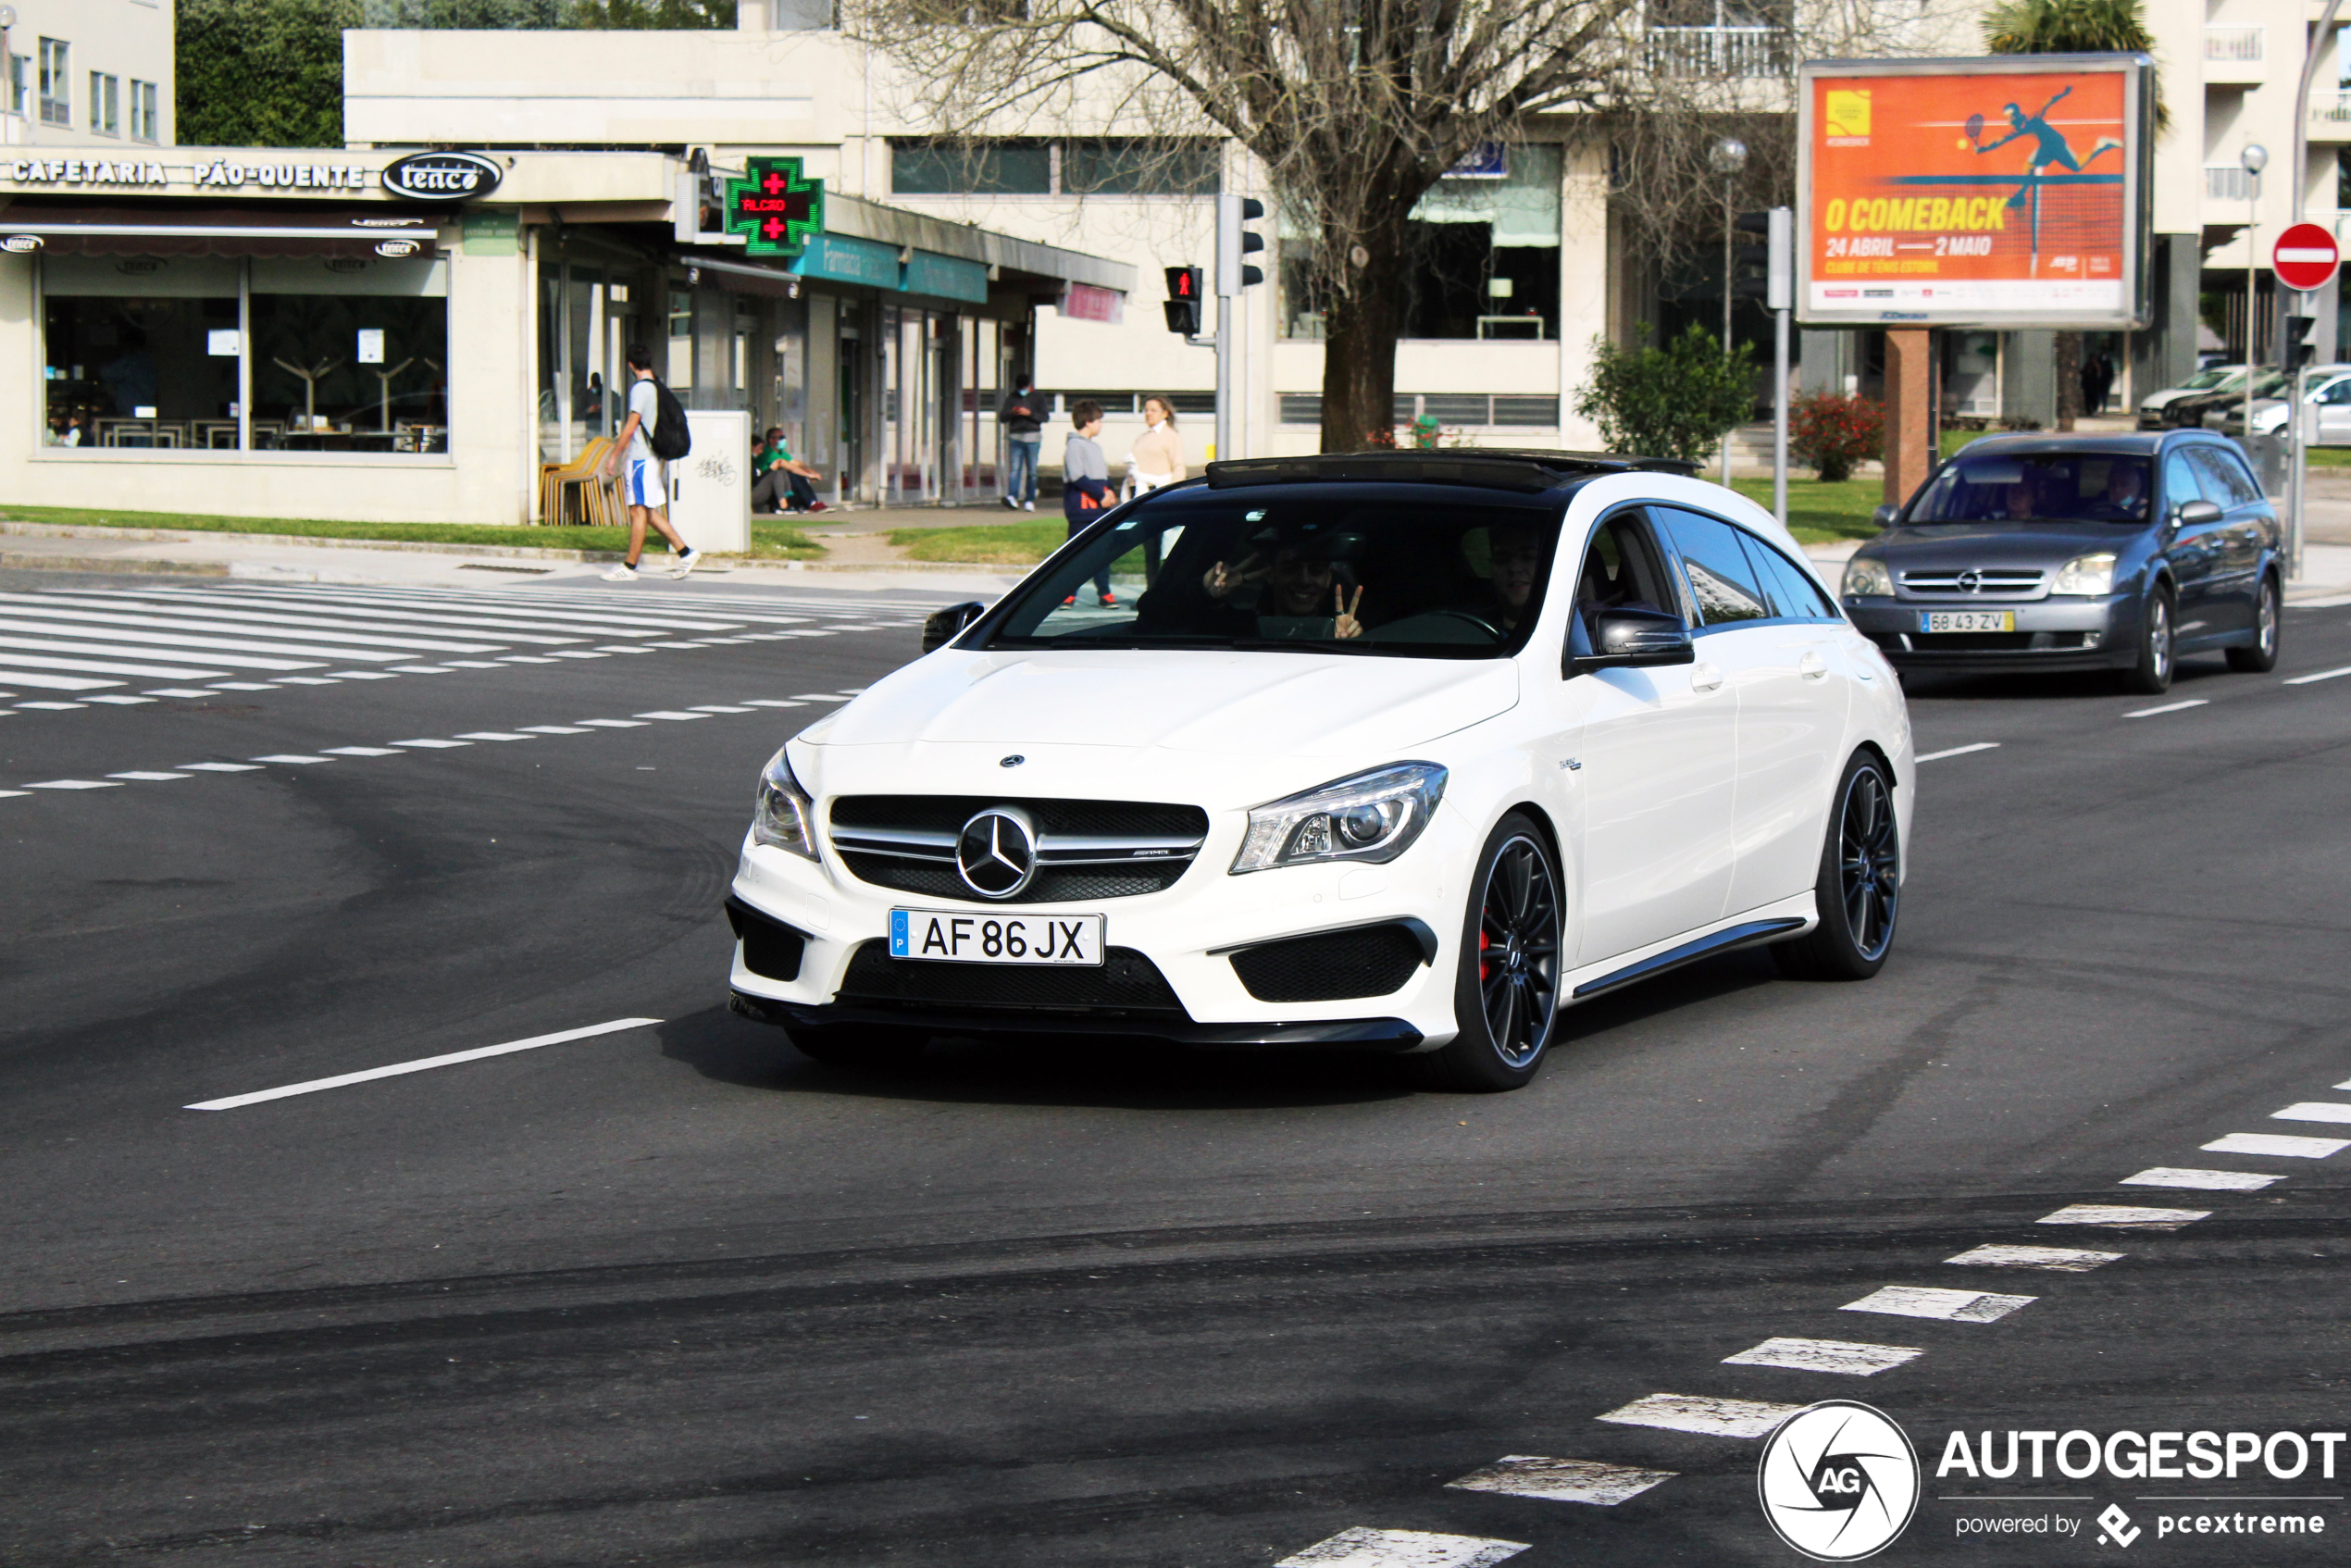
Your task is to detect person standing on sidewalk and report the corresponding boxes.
[1000,374,1044,510]
[1121,395,1186,501]
[598,343,702,582]
[1062,399,1115,606]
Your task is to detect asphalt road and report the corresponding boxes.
[2,570,2346,1567]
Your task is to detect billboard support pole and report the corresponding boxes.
[2286,0,2340,581]
[1768,205,1793,528]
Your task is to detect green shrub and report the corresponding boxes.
[1573,323,1758,465]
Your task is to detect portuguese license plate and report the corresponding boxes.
[1922,610,2015,633]
[888,908,1104,965]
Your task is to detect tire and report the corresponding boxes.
[787,1023,930,1070]
[1414,813,1565,1092]
[1773,751,1901,981]
[2226,573,2281,672]
[2121,584,2175,695]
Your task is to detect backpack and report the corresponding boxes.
[647,379,692,461]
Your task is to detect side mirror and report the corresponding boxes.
[921,601,985,653]
[2172,498,2223,529]
[1871,504,1900,529]
[1570,607,1695,676]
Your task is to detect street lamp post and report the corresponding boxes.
[1710,136,1748,487]
[2242,143,2268,447]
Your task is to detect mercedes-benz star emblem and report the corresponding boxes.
[955,807,1038,899]
[1957,569,1983,593]
[1000,754,1025,768]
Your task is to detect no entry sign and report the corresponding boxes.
[2273,222,2340,292]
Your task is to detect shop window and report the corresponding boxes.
[130,80,158,142]
[892,139,1216,197]
[1280,144,1561,341]
[44,257,239,449]
[666,286,694,388]
[892,141,1051,196]
[6,52,27,118]
[36,37,68,127]
[89,71,118,135]
[248,257,449,451]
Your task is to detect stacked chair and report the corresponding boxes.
[538,437,622,526]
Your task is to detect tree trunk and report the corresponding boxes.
[2054,330,2083,431]
[1318,207,1415,454]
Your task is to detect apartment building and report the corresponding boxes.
[0,0,173,148]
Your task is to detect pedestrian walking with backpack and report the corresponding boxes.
[598,342,702,581]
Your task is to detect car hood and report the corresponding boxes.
[802,648,1522,758]
[2140,387,2210,409]
[1860,521,2146,571]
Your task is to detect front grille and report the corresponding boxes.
[1898,568,2047,599]
[828,795,1210,905]
[836,940,1188,1014]
[1229,923,1429,1002]
[1880,631,2098,653]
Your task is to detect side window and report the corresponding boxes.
[1658,507,1771,626]
[1574,508,1684,631]
[2160,451,2203,514]
[2187,445,2261,508]
[1741,533,1839,619]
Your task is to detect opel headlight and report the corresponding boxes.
[1231,762,1447,875]
[2050,553,2118,596]
[1842,557,1894,598]
[752,746,819,860]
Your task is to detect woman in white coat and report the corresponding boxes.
[1122,395,1187,500]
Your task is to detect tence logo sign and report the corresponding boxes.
[1759,1402,1922,1561]
[379,151,503,203]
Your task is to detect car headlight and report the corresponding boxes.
[752,746,819,860]
[1230,762,1447,875]
[1842,557,1894,598]
[2049,553,2118,596]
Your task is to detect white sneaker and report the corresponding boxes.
[600,564,638,582]
[667,548,701,579]
[1023,500,1035,511]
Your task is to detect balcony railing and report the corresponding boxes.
[2204,24,2264,60]
[1645,26,1793,78]
[2313,91,2351,124]
[2206,164,2257,203]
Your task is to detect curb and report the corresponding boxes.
[1,552,230,577]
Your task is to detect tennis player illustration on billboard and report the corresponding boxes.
[1967,86,2124,209]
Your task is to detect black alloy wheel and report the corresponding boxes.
[2123,585,2175,695]
[1773,752,1901,981]
[2226,573,2282,672]
[1419,813,1563,1091]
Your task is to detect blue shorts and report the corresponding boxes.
[624,458,665,509]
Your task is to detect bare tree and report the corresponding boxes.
[846,0,1652,451]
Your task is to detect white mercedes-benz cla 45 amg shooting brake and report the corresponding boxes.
[726,452,1914,1090]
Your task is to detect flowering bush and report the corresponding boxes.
[1789,392,1886,482]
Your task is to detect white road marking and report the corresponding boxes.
[791,691,846,701]
[1946,1244,2122,1272]
[0,670,125,691]
[178,763,263,772]
[209,682,280,691]
[321,747,404,757]
[2123,699,2208,718]
[2336,1078,2351,1091]
[1447,1456,1675,1506]
[82,695,155,705]
[1595,1393,1803,1439]
[1275,1527,1529,1567]
[545,651,608,659]
[390,666,454,674]
[0,790,28,797]
[576,718,647,728]
[1842,1286,2034,1322]
[2120,1166,2279,1191]
[0,652,230,679]
[273,677,340,686]
[392,739,470,749]
[634,710,709,720]
[183,1016,662,1112]
[0,620,382,664]
[24,779,122,790]
[1723,1337,1923,1375]
[1916,742,2000,763]
[594,644,656,653]
[690,704,757,714]
[2283,665,2351,685]
[699,637,752,645]
[108,771,191,781]
[142,688,218,698]
[775,628,836,637]
[16,701,89,709]
[441,661,504,669]
[2037,1204,2208,1230]
[453,731,535,741]
[501,655,559,664]
[0,597,505,653]
[249,754,334,765]
[2205,1131,2347,1158]
[2271,1102,2351,1125]
[327,671,400,680]
[742,699,806,708]
[519,725,593,735]
[647,641,708,650]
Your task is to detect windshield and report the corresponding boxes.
[1906,454,2154,525]
[976,489,1561,657]
[2175,367,2233,392]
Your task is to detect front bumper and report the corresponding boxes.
[1843,594,2139,673]
[724,808,1472,1052]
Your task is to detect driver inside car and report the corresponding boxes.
[1474,521,1545,634]
[1200,529,1366,640]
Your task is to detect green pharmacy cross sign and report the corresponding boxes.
[724,156,824,260]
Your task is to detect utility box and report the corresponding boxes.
[666,409,751,554]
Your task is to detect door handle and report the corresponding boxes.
[1798,651,1828,680]
[1690,662,1724,692]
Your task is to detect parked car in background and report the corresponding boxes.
[2138,364,2244,429]
[2212,365,2351,444]
[2176,368,2288,429]
[1842,432,2283,694]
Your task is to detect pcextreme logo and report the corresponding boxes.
[1759,1401,1922,1561]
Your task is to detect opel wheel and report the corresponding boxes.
[2122,586,2174,695]
[2226,573,2281,673]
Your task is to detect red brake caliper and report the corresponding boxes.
[1479,928,1490,982]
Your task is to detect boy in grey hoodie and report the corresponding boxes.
[1061,400,1115,605]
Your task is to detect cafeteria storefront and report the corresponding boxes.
[0,148,1128,526]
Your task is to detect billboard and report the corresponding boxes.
[1796,55,2154,329]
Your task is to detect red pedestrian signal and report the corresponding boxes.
[1163,264,1203,335]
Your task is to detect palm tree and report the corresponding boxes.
[1982,0,2166,429]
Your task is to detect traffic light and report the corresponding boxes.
[1163,264,1202,335]
[1217,194,1266,293]
[1731,207,1793,309]
[2285,313,2319,371]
